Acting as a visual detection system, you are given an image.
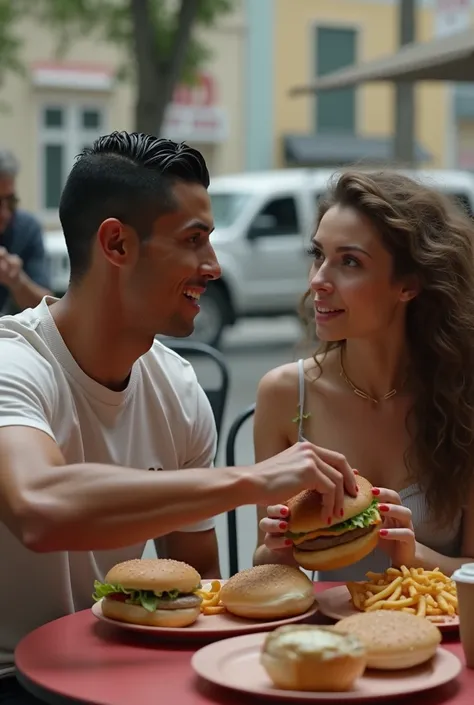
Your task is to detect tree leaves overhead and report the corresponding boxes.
[1,0,235,133]
[31,0,234,85]
[0,1,26,82]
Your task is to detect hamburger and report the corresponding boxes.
[92,558,203,628]
[261,625,367,692]
[333,610,442,670]
[219,564,315,620]
[285,476,381,571]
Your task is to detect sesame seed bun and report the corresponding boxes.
[293,528,379,572]
[287,477,374,535]
[104,558,201,593]
[286,476,380,572]
[219,565,315,620]
[101,599,201,628]
[333,610,442,670]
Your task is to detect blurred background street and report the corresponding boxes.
[1,0,474,575]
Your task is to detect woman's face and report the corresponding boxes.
[309,204,414,342]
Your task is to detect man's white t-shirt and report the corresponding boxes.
[0,298,217,676]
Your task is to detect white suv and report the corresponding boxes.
[44,168,474,347]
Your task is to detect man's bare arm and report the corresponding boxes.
[0,426,257,553]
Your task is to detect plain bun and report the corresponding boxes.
[220,565,315,620]
[104,558,201,593]
[261,625,367,692]
[293,528,379,571]
[101,598,200,628]
[288,477,374,535]
[333,610,442,670]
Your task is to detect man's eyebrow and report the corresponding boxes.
[181,219,214,233]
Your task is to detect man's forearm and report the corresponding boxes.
[10,272,51,310]
[23,463,260,552]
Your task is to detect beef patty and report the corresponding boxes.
[295,525,375,552]
[106,593,202,610]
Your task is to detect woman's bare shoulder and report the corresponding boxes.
[257,356,325,399]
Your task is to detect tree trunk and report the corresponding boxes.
[130,0,201,136]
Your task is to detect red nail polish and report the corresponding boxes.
[379,529,388,537]
[280,507,289,517]
[340,508,344,517]
[372,488,380,496]
[284,539,293,546]
[279,521,288,530]
[379,504,389,512]
[353,469,359,475]
[327,517,332,525]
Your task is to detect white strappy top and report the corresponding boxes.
[296,359,463,581]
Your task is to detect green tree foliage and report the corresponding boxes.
[32,0,234,134]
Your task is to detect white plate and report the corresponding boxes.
[91,581,319,639]
[317,585,460,631]
[191,631,462,701]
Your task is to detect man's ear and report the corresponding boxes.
[97,218,139,268]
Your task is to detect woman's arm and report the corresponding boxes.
[253,366,299,567]
[414,483,474,575]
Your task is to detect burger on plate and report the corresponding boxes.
[219,564,315,620]
[92,558,203,628]
[285,476,381,571]
[261,624,367,691]
[333,611,442,670]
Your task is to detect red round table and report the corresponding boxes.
[14,582,473,705]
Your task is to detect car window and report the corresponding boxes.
[210,192,251,227]
[251,197,300,237]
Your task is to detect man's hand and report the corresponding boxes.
[0,246,23,288]
[254,440,358,525]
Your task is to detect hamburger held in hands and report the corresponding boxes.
[285,476,381,571]
[92,559,203,627]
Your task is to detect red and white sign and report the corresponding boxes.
[434,0,472,38]
[162,72,228,144]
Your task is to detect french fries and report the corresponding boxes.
[195,580,226,615]
[346,566,458,623]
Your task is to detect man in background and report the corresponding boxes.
[0,149,51,312]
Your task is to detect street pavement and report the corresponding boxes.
[144,316,315,577]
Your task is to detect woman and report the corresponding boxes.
[253,170,474,579]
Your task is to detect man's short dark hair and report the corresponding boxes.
[59,131,210,283]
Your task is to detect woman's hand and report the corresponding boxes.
[373,487,416,568]
[259,467,360,553]
[259,504,294,552]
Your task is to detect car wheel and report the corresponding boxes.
[191,285,230,348]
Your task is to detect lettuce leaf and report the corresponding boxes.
[92,582,187,612]
[285,499,380,540]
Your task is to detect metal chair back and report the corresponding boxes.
[165,340,230,453]
[225,403,256,576]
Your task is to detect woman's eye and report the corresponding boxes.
[189,234,200,244]
[343,255,360,268]
[307,245,323,261]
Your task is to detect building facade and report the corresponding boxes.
[245,0,474,172]
[1,5,246,229]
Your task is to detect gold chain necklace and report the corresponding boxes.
[339,347,400,404]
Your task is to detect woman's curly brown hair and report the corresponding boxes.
[303,170,474,526]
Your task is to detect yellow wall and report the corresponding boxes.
[274,0,449,168]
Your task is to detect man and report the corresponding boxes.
[0,149,51,312]
[0,132,356,703]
